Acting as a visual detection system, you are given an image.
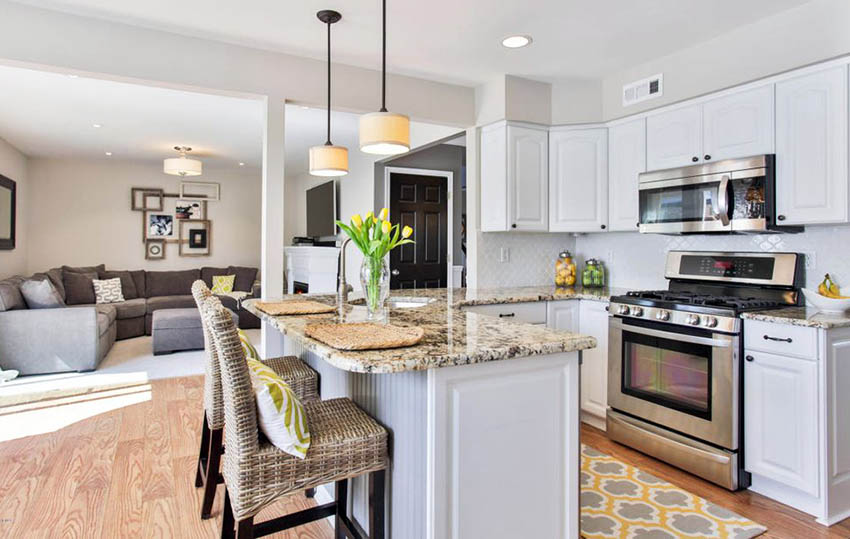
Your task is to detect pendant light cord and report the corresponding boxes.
[326,18,332,145]
[380,0,387,112]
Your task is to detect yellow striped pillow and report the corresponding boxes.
[246,358,311,459]
[211,274,235,294]
[238,329,259,361]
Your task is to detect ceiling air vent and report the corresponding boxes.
[622,73,663,107]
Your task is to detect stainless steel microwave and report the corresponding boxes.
[638,155,802,234]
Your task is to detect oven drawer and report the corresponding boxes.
[462,302,547,325]
[744,320,818,359]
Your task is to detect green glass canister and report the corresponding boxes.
[582,259,597,288]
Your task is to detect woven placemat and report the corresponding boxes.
[254,300,336,316]
[305,322,425,351]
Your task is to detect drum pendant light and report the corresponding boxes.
[359,0,410,155]
[309,10,349,177]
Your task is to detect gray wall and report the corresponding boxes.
[375,144,466,266]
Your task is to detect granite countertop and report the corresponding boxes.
[741,307,850,329]
[244,286,606,374]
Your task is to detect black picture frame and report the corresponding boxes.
[0,174,16,250]
[189,229,207,248]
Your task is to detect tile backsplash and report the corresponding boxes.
[476,225,850,291]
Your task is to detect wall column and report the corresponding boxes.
[260,96,286,357]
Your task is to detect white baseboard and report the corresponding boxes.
[581,410,606,431]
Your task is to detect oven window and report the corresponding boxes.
[622,330,712,420]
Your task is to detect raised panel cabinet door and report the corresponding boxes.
[744,351,819,496]
[549,128,608,232]
[480,124,508,231]
[546,301,579,332]
[646,104,703,171]
[776,66,849,225]
[579,301,609,421]
[608,119,646,232]
[507,125,548,231]
[703,84,775,162]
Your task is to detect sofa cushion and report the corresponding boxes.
[64,271,97,305]
[97,311,112,337]
[152,307,202,330]
[201,267,230,288]
[130,270,146,298]
[63,264,106,275]
[112,298,147,319]
[145,294,196,313]
[227,266,258,292]
[98,270,139,300]
[20,278,66,309]
[46,267,65,300]
[146,269,200,297]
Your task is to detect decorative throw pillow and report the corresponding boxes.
[20,278,65,309]
[63,271,98,305]
[211,275,236,294]
[98,270,138,300]
[92,277,125,304]
[238,329,259,360]
[246,357,311,459]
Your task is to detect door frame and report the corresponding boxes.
[384,166,455,288]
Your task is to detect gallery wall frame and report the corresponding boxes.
[179,181,220,201]
[131,187,164,212]
[145,239,165,260]
[0,174,16,250]
[178,219,211,257]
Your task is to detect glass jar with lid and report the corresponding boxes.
[555,250,576,287]
[582,259,607,288]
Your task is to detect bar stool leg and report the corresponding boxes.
[201,427,223,519]
[335,479,348,539]
[221,489,235,539]
[368,470,386,539]
[195,412,211,488]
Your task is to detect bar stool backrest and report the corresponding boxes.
[192,280,225,430]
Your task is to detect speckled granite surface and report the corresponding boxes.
[742,307,850,329]
[244,287,604,374]
[455,285,626,306]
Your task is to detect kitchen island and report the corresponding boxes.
[244,287,598,539]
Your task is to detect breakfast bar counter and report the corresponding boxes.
[244,287,597,539]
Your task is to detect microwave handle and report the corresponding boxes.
[715,174,730,226]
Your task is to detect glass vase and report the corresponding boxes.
[360,256,390,320]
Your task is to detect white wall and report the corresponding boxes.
[476,232,576,288]
[551,78,603,124]
[601,0,850,120]
[0,136,27,278]
[26,158,261,272]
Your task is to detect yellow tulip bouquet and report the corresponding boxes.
[336,208,414,317]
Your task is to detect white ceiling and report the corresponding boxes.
[0,64,264,167]
[15,0,813,85]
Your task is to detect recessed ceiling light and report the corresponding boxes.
[105,152,112,156]
[501,35,532,49]
[239,162,245,166]
[92,123,102,128]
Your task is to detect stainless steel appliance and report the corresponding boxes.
[638,155,802,234]
[607,251,803,490]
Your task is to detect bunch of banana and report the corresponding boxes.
[818,274,850,299]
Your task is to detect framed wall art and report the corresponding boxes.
[145,212,175,241]
[131,187,164,211]
[0,174,16,250]
[145,239,165,260]
[179,181,220,201]
[179,219,211,257]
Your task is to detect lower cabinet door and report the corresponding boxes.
[546,301,579,332]
[579,301,609,421]
[744,350,819,496]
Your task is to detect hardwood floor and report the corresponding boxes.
[0,376,332,539]
[1,375,848,538]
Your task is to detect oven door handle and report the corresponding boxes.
[610,319,733,348]
[715,174,731,226]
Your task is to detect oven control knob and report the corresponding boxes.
[655,310,670,321]
[617,305,631,315]
[704,316,719,328]
[686,314,701,326]
[631,307,644,317]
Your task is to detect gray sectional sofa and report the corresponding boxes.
[0,265,260,376]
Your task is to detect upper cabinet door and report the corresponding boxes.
[646,104,702,171]
[480,124,508,232]
[507,125,549,231]
[608,119,646,232]
[776,66,849,225]
[549,128,608,232]
[703,85,775,162]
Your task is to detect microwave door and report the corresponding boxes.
[639,174,732,234]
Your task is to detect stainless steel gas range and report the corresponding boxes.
[606,251,804,490]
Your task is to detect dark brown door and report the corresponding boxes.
[389,172,448,289]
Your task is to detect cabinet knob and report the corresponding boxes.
[777,215,786,221]
[745,355,754,362]
[692,156,699,162]
[511,223,517,229]
[704,154,712,161]
[600,224,606,230]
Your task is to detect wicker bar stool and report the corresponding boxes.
[191,281,320,520]
[202,296,389,539]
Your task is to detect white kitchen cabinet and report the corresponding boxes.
[480,122,548,231]
[549,127,608,232]
[744,350,819,497]
[462,301,547,325]
[703,85,775,162]
[546,301,579,332]
[646,104,702,171]
[775,66,849,225]
[607,119,645,232]
[578,300,609,427]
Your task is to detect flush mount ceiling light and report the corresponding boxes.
[310,10,349,177]
[163,146,203,177]
[501,34,532,48]
[359,0,410,155]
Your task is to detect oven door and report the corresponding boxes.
[608,317,739,449]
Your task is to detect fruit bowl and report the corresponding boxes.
[801,288,850,313]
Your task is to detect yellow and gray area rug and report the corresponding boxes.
[581,445,767,539]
